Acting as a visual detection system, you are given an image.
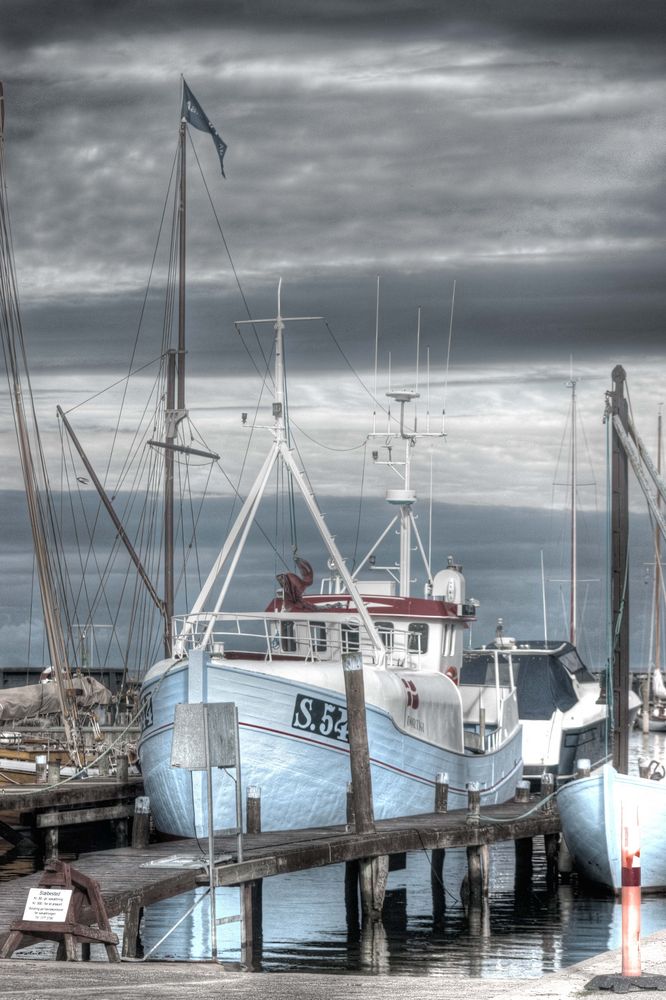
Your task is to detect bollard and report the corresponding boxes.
[98,752,110,777]
[621,804,641,978]
[638,758,650,780]
[575,757,591,780]
[246,785,262,834]
[35,755,47,784]
[514,779,531,803]
[131,796,151,849]
[540,772,555,801]
[47,761,61,786]
[115,754,129,783]
[467,781,480,817]
[435,772,449,814]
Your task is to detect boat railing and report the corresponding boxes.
[172,612,385,665]
[172,612,433,669]
[460,683,519,753]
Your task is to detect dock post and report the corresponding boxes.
[99,753,110,777]
[514,779,531,803]
[48,761,61,785]
[242,785,263,969]
[574,757,591,780]
[515,836,533,883]
[540,772,555,806]
[544,833,560,892]
[344,783,360,935]
[44,825,58,864]
[115,754,129,783]
[131,796,151,849]
[434,771,449,813]
[342,653,387,924]
[465,782,483,907]
[431,772,448,925]
[638,758,650,779]
[122,897,144,959]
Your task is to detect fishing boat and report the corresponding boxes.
[136,85,522,837]
[463,631,610,786]
[557,763,666,891]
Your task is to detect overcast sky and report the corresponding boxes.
[1,1,665,665]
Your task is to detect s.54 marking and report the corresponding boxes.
[292,694,348,742]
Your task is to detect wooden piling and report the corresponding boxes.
[242,785,263,968]
[342,655,375,836]
[434,772,449,813]
[48,762,61,786]
[514,779,531,803]
[544,832,560,891]
[515,836,533,883]
[342,653,387,923]
[431,771,447,924]
[115,754,129,783]
[131,796,151,849]
[122,898,143,959]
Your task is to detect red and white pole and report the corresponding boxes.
[621,803,641,978]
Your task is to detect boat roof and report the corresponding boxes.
[264,593,475,620]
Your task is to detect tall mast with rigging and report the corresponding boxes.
[0,83,81,764]
[567,374,578,646]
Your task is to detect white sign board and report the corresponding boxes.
[22,887,72,922]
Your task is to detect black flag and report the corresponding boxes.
[181,80,227,177]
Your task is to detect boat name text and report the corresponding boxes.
[292,694,348,743]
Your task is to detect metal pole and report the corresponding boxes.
[203,705,217,961]
[610,365,630,774]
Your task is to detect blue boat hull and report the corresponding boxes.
[139,655,523,836]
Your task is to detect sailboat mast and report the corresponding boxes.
[655,407,663,675]
[163,105,187,657]
[0,85,81,764]
[568,376,578,646]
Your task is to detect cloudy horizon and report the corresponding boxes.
[0,1,664,669]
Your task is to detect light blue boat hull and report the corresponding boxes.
[557,763,666,891]
[139,655,523,836]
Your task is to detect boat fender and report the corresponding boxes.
[445,666,458,685]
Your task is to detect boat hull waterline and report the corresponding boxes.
[140,657,523,836]
[557,763,666,891]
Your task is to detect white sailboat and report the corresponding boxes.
[463,376,618,785]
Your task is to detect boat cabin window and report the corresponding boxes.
[341,623,360,653]
[376,621,394,650]
[280,620,297,653]
[408,622,428,654]
[461,652,512,687]
[310,621,327,653]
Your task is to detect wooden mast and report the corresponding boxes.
[568,376,578,646]
[0,83,81,764]
[654,407,663,684]
[163,94,188,657]
[610,365,630,774]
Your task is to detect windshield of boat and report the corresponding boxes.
[461,650,578,720]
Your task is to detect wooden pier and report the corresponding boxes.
[0,785,561,963]
[0,774,144,860]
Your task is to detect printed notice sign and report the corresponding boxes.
[22,887,72,922]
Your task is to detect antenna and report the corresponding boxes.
[415,306,421,395]
[373,275,380,433]
[442,278,456,432]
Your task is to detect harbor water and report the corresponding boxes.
[3,728,666,976]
